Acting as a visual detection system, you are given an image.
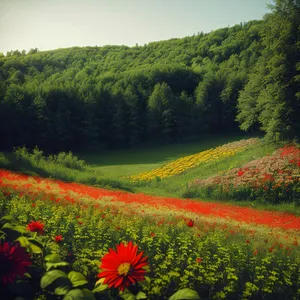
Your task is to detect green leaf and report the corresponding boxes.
[28,238,44,249]
[169,288,200,300]
[46,261,69,271]
[16,236,30,248]
[95,278,106,286]
[41,270,68,289]
[23,272,32,279]
[54,285,71,296]
[82,289,96,300]
[45,253,64,263]
[16,236,43,254]
[63,289,86,300]
[68,271,88,287]
[92,282,108,293]
[0,215,18,225]
[136,291,148,299]
[2,223,23,239]
[119,290,136,300]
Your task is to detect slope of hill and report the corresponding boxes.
[0,20,265,151]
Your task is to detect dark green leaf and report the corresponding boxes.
[41,270,68,289]
[63,289,86,300]
[28,238,44,248]
[54,285,71,296]
[169,288,200,300]
[82,289,96,300]
[0,215,18,225]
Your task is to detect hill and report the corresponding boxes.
[0,0,299,152]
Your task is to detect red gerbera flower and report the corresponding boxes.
[26,220,44,234]
[187,219,194,227]
[97,241,148,291]
[0,241,32,284]
[54,235,63,243]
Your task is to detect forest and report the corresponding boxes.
[0,0,299,152]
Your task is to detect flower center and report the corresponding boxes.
[117,262,131,276]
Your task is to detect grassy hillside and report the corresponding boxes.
[3,134,299,214]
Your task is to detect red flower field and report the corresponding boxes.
[0,169,300,231]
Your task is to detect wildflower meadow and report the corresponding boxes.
[128,138,259,182]
[188,145,300,204]
[0,164,299,299]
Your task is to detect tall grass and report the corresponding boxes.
[0,146,131,191]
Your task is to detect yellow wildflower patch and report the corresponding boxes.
[128,138,259,181]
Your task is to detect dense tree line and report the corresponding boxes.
[0,0,299,152]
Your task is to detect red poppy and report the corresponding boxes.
[0,241,32,284]
[26,220,44,234]
[98,241,148,291]
[150,232,156,238]
[237,170,245,177]
[187,219,194,227]
[54,235,63,243]
[196,257,202,263]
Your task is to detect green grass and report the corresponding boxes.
[78,133,257,177]
[78,134,276,198]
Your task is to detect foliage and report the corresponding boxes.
[0,146,130,191]
[0,18,266,152]
[14,146,87,171]
[236,0,300,141]
[0,1,299,152]
[0,214,96,300]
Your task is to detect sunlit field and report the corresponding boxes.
[0,136,300,299]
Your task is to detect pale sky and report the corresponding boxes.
[0,0,272,54]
